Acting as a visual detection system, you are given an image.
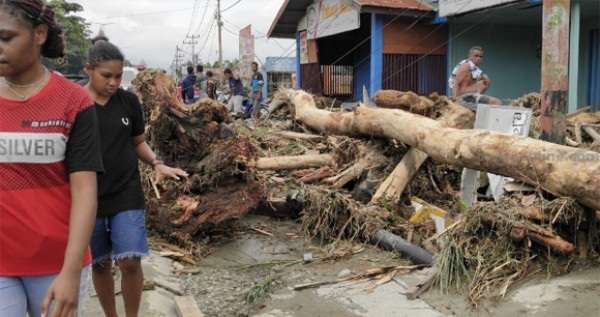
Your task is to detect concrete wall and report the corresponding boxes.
[448,23,542,101]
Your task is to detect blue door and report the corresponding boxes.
[589,29,600,109]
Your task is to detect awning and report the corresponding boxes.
[268,0,435,39]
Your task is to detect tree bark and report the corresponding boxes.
[278,89,600,210]
[252,154,335,170]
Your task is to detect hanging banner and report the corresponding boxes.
[239,25,255,80]
[305,0,360,40]
[439,0,519,17]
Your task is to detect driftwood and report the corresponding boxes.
[583,125,600,143]
[324,144,387,189]
[293,265,424,291]
[298,167,334,184]
[275,89,600,210]
[481,213,575,254]
[274,131,324,141]
[374,90,435,115]
[251,154,335,170]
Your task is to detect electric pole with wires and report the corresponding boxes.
[184,35,201,66]
[174,45,185,79]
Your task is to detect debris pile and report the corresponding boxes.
[133,71,263,248]
[133,70,600,305]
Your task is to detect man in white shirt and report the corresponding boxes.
[449,46,501,108]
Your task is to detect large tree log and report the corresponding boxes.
[277,89,600,210]
[371,96,474,203]
[251,154,335,170]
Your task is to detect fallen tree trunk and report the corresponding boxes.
[277,89,600,210]
[251,154,335,170]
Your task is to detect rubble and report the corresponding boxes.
[133,69,600,307]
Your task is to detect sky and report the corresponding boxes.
[72,0,295,70]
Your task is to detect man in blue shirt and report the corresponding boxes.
[180,66,197,104]
[250,62,264,119]
[224,68,244,115]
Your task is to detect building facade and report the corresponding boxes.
[269,0,447,102]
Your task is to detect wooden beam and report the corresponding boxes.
[174,296,205,317]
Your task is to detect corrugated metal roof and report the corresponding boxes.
[268,0,435,39]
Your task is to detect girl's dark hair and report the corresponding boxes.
[206,71,213,77]
[0,0,65,58]
[87,33,124,67]
[223,68,232,75]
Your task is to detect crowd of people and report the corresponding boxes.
[179,61,265,119]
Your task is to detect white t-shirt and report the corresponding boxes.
[448,59,483,89]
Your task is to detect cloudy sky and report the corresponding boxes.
[72,0,295,69]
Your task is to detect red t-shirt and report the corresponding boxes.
[0,72,103,276]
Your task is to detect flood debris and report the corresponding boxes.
[133,69,600,308]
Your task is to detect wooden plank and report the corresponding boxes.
[174,296,205,317]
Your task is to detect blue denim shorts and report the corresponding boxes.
[91,209,149,265]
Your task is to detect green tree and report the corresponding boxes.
[45,0,91,75]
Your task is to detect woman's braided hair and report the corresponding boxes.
[0,0,65,58]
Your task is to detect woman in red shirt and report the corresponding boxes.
[0,1,103,317]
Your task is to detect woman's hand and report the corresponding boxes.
[155,164,189,183]
[41,269,81,317]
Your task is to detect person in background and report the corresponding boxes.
[224,68,244,115]
[180,65,196,104]
[449,46,501,109]
[250,61,264,119]
[0,1,103,316]
[195,64,207,99]
[205,70,217,100]
[84,35,188,317]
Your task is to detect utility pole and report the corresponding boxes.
[184,35,200,66]
[217,0,223,68]
[175,45,185,79]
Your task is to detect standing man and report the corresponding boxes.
[224,68,245,115]
[180,65,196,104]
[250,62,264,119]
[449,46,501,109]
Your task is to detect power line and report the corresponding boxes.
[222,0,242,12]
[193,0,213,35]
[185,0,201,37]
